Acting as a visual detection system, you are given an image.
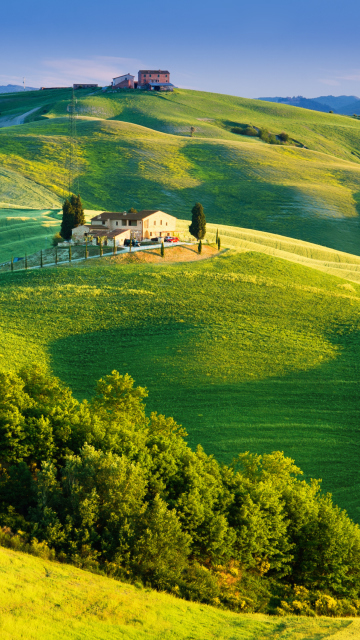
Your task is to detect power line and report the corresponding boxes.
[65,89,79,198]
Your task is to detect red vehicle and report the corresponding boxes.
[164,236,179,243]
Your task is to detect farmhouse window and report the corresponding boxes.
[150,232,152,236]
[160,220,162,225]
[102,221,105,225]
[166,222,168,226]
[154,220,156,225]
[122,220,127,226]
[116,221,118,226]
[129,221,137,226]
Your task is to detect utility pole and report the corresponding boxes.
[23,77,26,91]
[65,88,79,198]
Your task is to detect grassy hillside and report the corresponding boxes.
[0,88,360,255]
[1,546,354,640]
[1,251,360,522]
[0,208,62,262]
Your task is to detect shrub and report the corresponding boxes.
[52,233,63,247]
[278,132,290,142]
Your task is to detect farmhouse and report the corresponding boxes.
[138,69,174,91]
[112,74,135,89]
[72,210,177,245]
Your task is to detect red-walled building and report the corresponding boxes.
[138,70,170,86]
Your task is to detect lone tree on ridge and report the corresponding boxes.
[189,202,206,240]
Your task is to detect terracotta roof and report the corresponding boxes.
[87,227,129,238]
[91,210,166,222]
[139,70,170,74]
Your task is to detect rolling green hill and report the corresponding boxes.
[1,250,360,522]
[0,88,360,255]
[1,546,354,640]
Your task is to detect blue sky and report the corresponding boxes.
[1,0,360,98]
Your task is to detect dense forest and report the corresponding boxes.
[1,366,360,617]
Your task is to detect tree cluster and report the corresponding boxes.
[60,195,85,241]
[1,366,360,615]
[231,125,291,145]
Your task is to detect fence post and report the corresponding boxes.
[11,256,14,272]
[113,238,116,255]
[100,238,103,257]
[69,245,72,262]
[55,247,58,265]
[25,254,28,270]
[40,251,43,268]
[85,239,88,260]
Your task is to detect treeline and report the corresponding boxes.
[1,367,360,616]
[231,125,290,145]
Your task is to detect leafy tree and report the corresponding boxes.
[279,132,290,142]
[189,203,206,240]
[2,367,360,613]
[128,208,138,213]
[60,199,75,241]
[190,126,196,137]
[132,495,191,588]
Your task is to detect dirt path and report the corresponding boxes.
[0,106,41,128]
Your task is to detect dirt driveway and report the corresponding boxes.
[0,106,41,128]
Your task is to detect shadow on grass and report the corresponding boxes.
[50,321,360,521]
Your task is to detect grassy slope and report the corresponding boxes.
[1,251,360,522]
[0,546,353,640]
[0,89,360,255]
[0,208,62,262]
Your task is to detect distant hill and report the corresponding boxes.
[259,94,360,114]
[259,96,329,112]
[0,84,38,94]
[315,95,359,110]
[338,99,360,115]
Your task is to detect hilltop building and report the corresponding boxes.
[138,69,174,91]
[72,210,177,245]
[112,74,135,89]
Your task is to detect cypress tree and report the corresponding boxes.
[70,194,85,227]
[216,228,219,244]
[189,202,206,240]
[161,241,165,257]
[218,237,221,251]
[198,239,202,254]
[60,199,75,241]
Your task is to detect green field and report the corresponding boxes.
[0,88,360,255]
[1,250,360,522]
[1,546,355,640]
